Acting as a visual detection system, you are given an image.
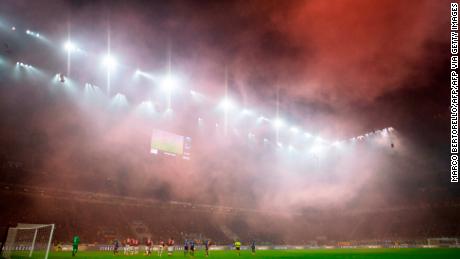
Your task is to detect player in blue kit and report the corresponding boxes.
[184,240,189,256]
[189,240,195,257]
[204,240,211,257]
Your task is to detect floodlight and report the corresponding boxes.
[310,144,324,154]
[219,98,234,111]
[102,55,117,70]
[134,69,143,78]
[273,118,284,129]
[290,127,299,133]
[64,41,77,52]
[242,109,253,115]
[382,128,389,137]
[11,26,15,31]
[161,74,177,92]
[17,62,31,68]
[25,30,40,37]
[139,101,154,113]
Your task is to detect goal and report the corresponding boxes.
[427,237,459,247]
[1,223,55,259]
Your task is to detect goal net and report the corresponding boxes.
[1,223,55,259]
[427,237,459,247]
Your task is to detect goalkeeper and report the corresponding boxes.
[72,235,80,257]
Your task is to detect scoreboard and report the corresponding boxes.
[150,129,191,160]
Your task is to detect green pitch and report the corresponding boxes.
[5,249,460,259]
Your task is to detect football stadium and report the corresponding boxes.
[0,0,459,258]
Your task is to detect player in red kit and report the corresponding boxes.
[145,238,153,255]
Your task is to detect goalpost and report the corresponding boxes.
[427,237,459,247]
[1,223,55,259]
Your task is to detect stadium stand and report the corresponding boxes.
[1,181,459,246]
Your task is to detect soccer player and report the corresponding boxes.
[125,238,131,255]
[158,240,164,256]
[204,240,211,257]
[113,239,120,255]
[72,235,80,257]
[56,242,62,252]
[167,238,175,256]
[234,240,241,256]
[183,240,189,256]
[146,238,153,256]
[251,240,256,255]
[134,239,139,255]
[130,238,136,255]
[189,240,195,257]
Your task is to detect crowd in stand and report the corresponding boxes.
[1,182,460,247]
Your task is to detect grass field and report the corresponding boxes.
[5,249,460,259]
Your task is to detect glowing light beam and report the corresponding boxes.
[102,54,117,70]
[273,118,284,129]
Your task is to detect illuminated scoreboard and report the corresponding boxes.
[150,129,191,160]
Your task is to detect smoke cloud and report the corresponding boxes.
[0,0,451,221]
